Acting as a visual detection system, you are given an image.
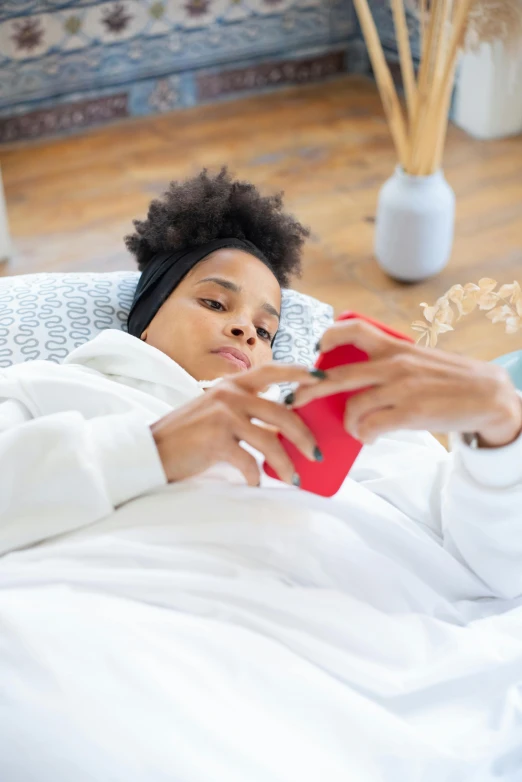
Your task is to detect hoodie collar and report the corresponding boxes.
[63,329,281,402]
[64,329,201,397]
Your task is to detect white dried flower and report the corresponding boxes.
[411,278,522,346]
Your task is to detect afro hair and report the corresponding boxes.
[124,167,309,288]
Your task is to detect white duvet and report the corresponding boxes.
[1,330,522,782]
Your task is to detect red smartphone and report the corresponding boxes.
[263,312,413,497]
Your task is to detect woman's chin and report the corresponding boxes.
[194,355,246,382]
[211,353,250,374]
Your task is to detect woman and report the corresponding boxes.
[127,166,521,487]
[1,169,522,782]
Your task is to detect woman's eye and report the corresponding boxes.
[257,327,272,342]
[202,299,225,311]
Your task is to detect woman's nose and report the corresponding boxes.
[225,321,256,345]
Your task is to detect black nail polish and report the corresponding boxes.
[309,369,327,380]
[314,340,321,353]
[292,473,301,488]
[283,391,295,406]
[314,446,324,462]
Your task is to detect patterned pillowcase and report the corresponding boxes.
[0,272,333,372]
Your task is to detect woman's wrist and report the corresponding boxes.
[475,392,522,449]
[151,423,173,479]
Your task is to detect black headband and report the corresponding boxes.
[127,238,273,338]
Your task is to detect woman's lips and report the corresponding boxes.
[213,349,250,370]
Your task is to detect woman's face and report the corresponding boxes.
[141,249,281,381]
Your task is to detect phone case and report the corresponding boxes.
[263,312,413,497]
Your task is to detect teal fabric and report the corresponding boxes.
[493,350,522,391]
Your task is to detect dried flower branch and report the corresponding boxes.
[411,278,522,346]
[406,0,522,51]
[465,0,522,52]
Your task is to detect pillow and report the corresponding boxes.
[0,272,333,370]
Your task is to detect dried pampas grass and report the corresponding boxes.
[353,0,522,175]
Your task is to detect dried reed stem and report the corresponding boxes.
[420,0,427,54]
[391,0,417,123]
[418,0,452,173]
[352,0,409,166]
[409,0,441,172]
[354,0,481,175]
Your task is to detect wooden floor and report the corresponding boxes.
[2,75,522,362]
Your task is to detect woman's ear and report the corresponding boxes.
[140,330,148,342]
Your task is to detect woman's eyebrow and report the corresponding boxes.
[198,276,239,293]
[263,303,280,321]
[197,277,280,321]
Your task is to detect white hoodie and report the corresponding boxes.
[1,329,522,782]
[1,328,521,597]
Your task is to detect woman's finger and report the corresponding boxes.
[235,362,322,394]
[318,319,407,359]
[245,395,319,462]
[222,441,262,487]
[356,406,408,444]
[344,383,401,438]
[235,418,298,484]
[291,349,448,409]
[290,358,399,408]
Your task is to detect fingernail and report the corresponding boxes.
[292,473,301,488]
[313,446,323,462]
[309,369,327,380]
[314,340,321,353]
[283,391,295,406]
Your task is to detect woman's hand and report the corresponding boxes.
[291,319,522,448]
[152,364,322,487]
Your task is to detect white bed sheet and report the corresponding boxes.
[1,479,521,782]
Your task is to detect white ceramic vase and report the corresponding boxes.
[374,167,455,282]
